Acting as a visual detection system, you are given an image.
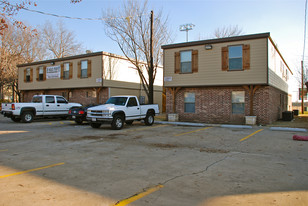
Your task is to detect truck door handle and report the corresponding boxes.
[57,105,60,107]
[137,108,140,110]
[46,105,49,107]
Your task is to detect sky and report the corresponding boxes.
[12,0,307,100]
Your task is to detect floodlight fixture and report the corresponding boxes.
[179,23,195,42]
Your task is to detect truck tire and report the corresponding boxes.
[111,114,124,130]
[11,116,21,122]
[144,112,154,126]
[90,123,101,128]
[21,111,34,123]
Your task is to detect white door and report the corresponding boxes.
[56,96,70,115]
[44,96,57,115]
[125,97,140,120]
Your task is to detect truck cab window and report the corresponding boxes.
[32,96,42,103]
[56,96,67,104]
[127,97,138,107]
[46,96,55,103]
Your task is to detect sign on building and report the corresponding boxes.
[46,66,61,79]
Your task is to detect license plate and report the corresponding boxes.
[72,116,76,119]
[92,118,96,121]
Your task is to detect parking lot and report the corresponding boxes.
[0,116,308,206]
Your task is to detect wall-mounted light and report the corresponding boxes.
[205,44,212,50]
[50,62,55,65]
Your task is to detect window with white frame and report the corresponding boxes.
[184,92,195,113]
[38,66,44,81]
[81,60,88,78]
[232,91,245,114]
[26,68,31,82]
[63,63,70,79]
[180,51,192,73]
[228,45,243,70]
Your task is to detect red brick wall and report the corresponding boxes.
[166,86,288,125]
[21,87,109,106]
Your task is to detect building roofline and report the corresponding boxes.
[17,51,105,67]
[161,32,270,49]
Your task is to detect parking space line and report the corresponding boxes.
[240,129,263,142]
[174,127,212,137]
[114,184,164,206]
[126,125,168,132]
[0,162,65,179]
[0,149,8,152]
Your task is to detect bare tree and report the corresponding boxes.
[103,0,171,104]
[0,21,44,101]
[213,25,244,38]
[40,20,84,59]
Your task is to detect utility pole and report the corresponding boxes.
[149,10,154,104]
[302,60,304,114]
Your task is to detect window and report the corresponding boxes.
[221,45,250,71]
[63,63,70,79]
[180,51,192,73]
[184,92,195,113]
[229,45,243,70]
[46,96,55,103]
[26,68,31,82]
[232,91,245,114]
[56,96,67,104]
[127,97,138,107]
[32,96,42,103]
[38,67,44,81]
[81,60,88,78]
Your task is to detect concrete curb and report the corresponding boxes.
[156,121,307,132]
[270,127,307,132]
[156,121,253,129]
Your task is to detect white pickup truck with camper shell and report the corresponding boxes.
[1,95,81,123]
[87,95,159,130]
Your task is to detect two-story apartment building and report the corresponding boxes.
[18,51,163,109]
[162,33,292,125]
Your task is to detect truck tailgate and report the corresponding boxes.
[1,103,12,112]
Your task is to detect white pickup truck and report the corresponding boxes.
[87,95,159,130]
[1,95,81,123]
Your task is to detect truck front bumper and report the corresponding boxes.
[86,116,113,123]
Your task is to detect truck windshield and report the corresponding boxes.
[105,97,128,106]
[32,96,42,103]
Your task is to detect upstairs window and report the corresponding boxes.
[36,66,45,81]
[222,44,250,71]
[78,60,92,79]
[24,68,33,82]
[63,63,70,79]
[229,45,243,70]
[180,51,192,73]
[175,50,198,74]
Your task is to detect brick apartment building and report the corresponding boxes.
[17,51,163,109]
[162,33,292,125]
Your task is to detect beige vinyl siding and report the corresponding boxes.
[268,39,289,93]
[164,38,268,87]
[19,55,103,90]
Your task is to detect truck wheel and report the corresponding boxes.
[144,113,154,126]
[90,123,101,128]
[21,111,34,123]
[112,115,124,130]
[11,116,21,122]
[125,120,134,125]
